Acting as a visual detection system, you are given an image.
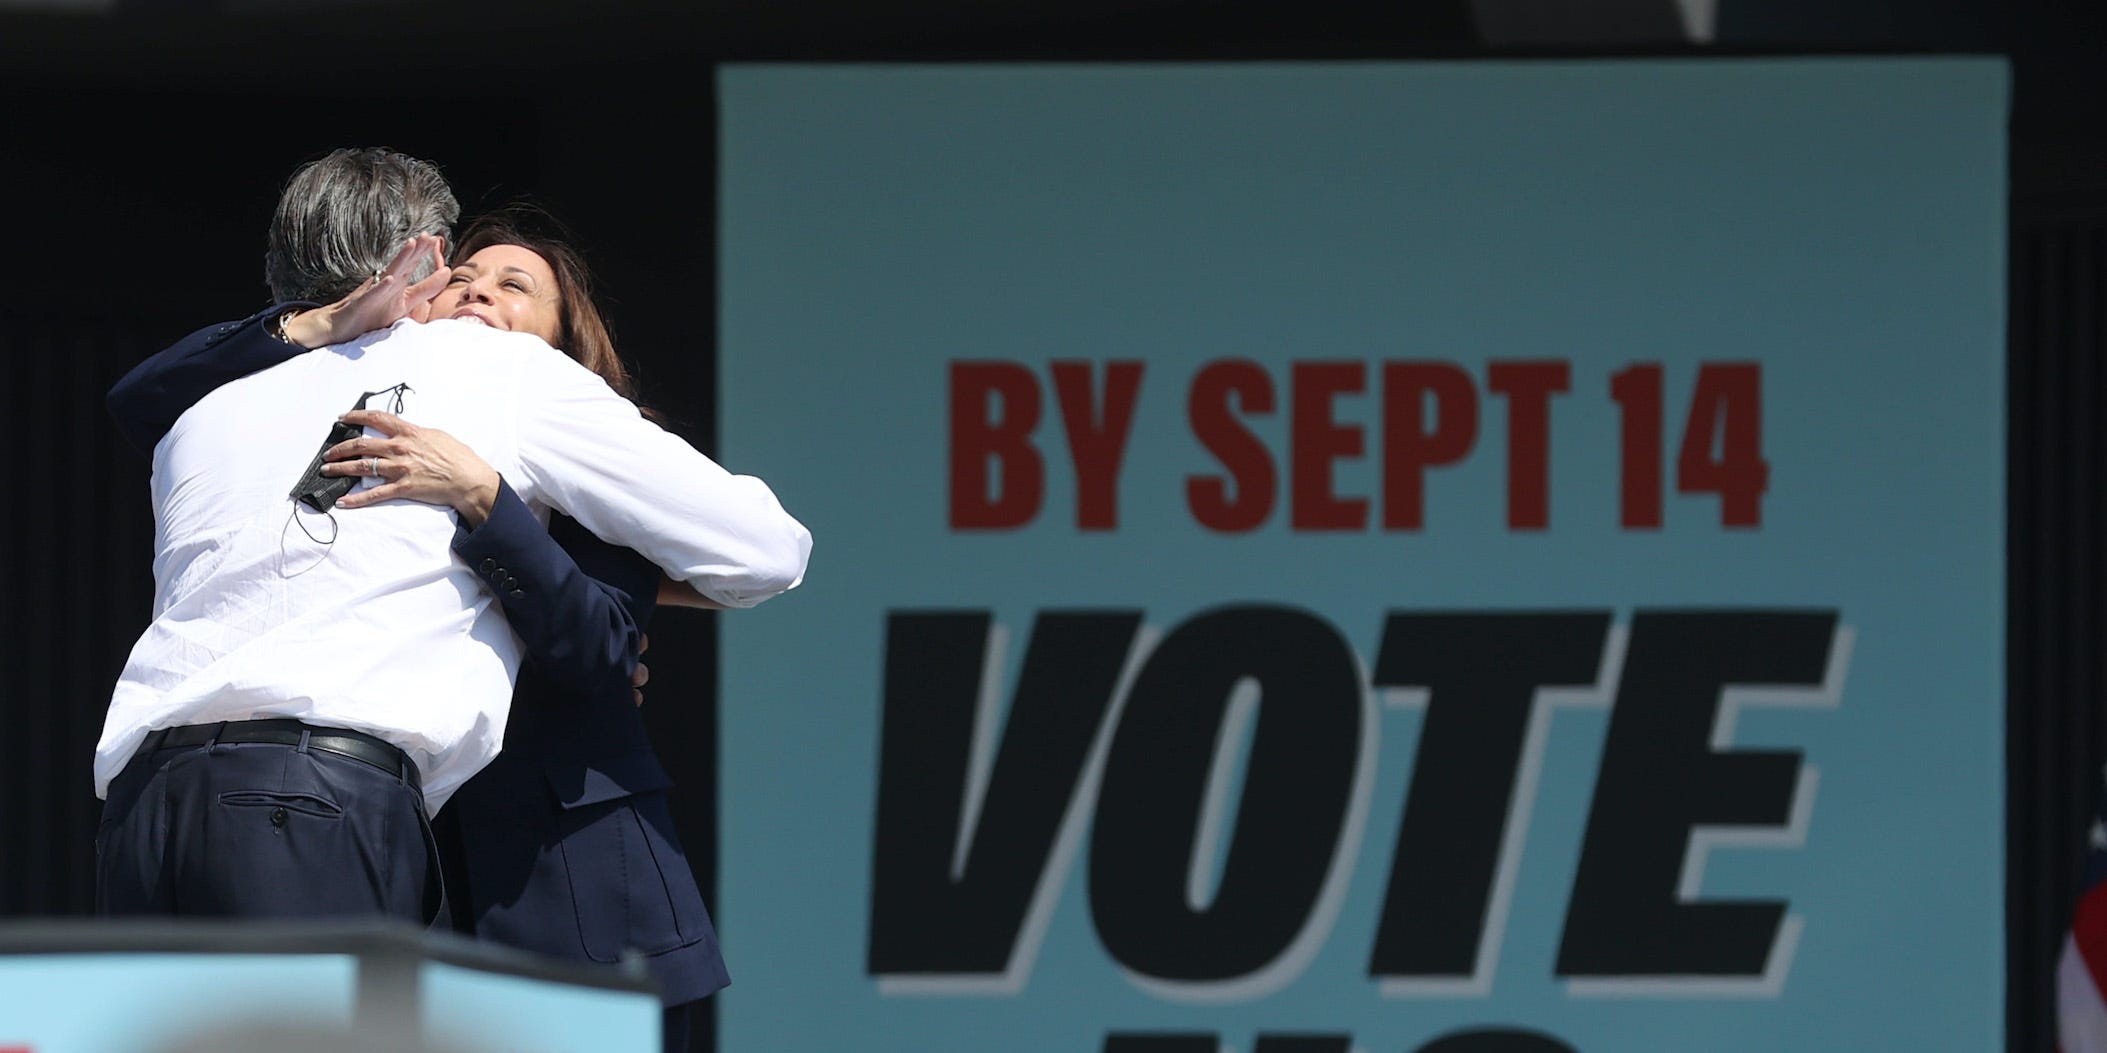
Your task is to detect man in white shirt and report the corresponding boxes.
[95,148,811,923]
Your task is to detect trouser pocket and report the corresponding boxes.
[164,743,425,921]
[218,790,345,821]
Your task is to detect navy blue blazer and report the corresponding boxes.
[107,305,729,1005]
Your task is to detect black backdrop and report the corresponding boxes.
[1,2,2101,1051]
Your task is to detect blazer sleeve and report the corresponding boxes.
[106,302,317,456]
[452,476,659,702]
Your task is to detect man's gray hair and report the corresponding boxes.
[263,147,460,304]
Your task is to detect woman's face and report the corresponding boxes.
[432,243,563,346]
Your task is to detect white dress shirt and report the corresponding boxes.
[96,319,811,810]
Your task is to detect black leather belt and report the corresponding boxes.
[139,719,420,790]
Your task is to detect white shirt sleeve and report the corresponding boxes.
[510,343,812,609]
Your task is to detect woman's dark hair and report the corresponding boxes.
[451,203,640,403]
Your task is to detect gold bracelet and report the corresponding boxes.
[269,310,300,346]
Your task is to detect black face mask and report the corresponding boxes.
[287,383,411,513]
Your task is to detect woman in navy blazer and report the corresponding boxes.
[106,208,728,1053]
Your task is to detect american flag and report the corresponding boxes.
[2061,811,2107,1051]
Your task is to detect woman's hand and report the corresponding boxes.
[280,234,450,349]
[320,409,502,525]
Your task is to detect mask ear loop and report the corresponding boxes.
[288,503,338,546]
[342,381,412,420]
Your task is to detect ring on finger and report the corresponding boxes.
[366,457,379,477]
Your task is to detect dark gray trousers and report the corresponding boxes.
[97,736,437,922]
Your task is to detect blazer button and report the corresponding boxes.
[504,577,519,591]
[509,589,525,600]
[480,558,496,573]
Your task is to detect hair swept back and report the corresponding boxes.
[265,147,458,303]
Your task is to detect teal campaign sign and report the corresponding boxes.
[717,58,2007,1053]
